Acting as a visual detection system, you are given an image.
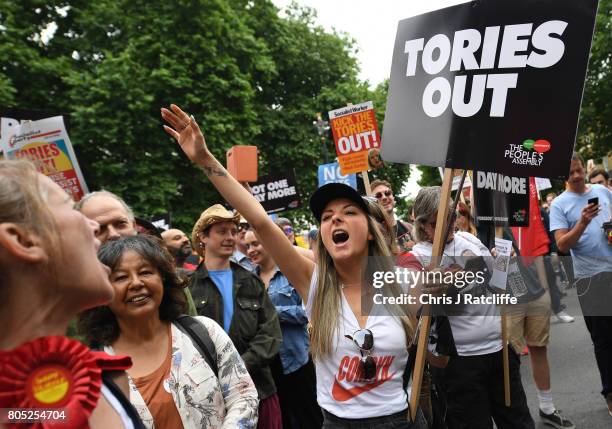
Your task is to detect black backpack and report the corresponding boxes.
[174,315,219,377]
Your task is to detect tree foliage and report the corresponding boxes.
[577,0,612,160]
[0,0,411,231]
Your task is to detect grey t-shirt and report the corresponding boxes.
[549,184,612,279]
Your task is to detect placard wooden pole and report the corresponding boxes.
[495,226,511,407]
[409,167,454,421]
[362,171,372,195]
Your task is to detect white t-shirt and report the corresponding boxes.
[411,232,502,356]
[306,270,409,418]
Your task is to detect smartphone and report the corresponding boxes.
[588,197,599,206]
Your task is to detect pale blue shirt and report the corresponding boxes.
[549,184,612,278]
[208,269,234,332]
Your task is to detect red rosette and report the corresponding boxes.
[0,336,103,429]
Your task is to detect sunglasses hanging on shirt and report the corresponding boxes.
[345,328,376,381]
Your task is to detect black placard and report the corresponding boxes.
[382,0,599,179]
[472,171,529,227]
[250,170,301,214]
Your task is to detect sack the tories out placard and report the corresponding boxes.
[329,101,381,175]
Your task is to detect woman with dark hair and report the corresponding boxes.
[161,104,428,428]
[78,235,258,428]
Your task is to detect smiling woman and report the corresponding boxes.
[78,235,259,428]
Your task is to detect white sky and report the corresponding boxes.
[271,0,470,198]
[271,0,471,86]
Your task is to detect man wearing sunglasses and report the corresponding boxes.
[371,179,416,253]
[232,216,256,271]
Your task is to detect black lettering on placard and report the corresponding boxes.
[404,21,567,118]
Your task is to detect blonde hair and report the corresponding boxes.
[309,204,414,359]
[0,160,59,283]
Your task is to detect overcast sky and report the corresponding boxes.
[271,0,471,86]
[271,0,471,197]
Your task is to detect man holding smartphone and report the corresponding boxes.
[550,152,612,418]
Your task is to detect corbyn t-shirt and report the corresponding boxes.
[305,270,409,418]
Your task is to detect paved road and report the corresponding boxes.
[519,287,611,428]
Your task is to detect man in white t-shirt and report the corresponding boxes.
[407,187,534,429]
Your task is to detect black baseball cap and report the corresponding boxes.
[309,183,370,223]
[135,217,163,239]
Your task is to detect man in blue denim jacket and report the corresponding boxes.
[245,230,323,428]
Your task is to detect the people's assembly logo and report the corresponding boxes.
[504,139,551,166]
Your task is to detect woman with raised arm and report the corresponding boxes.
[0,160,144,429]
[161,104,427,428]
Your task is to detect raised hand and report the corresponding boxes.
[161,104,209,165]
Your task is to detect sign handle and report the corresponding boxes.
[409,167,454,421]
[362,171,372,196]
[495,226,511,407]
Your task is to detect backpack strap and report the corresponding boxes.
[101,373,148,429]
[174,315,219,377]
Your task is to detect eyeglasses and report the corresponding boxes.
[283,226,293,235]
[345,328,376,381]
[238,223,250,232]
[374,190,393,199]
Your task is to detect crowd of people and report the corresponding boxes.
[1,104,611,429]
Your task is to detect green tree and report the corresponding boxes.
[1,0,413,232]
[577,0,612,159]
[417,166,442,187]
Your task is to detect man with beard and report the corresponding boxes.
[162,228,198,271]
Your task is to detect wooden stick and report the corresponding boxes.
[362,171,372,195]
[495,226,511,407]
[409,167,454,420]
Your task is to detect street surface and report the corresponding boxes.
[520,288,611,428]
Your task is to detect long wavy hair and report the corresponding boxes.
[309,200,414,359]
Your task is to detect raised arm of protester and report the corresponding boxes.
[161,104,314,300]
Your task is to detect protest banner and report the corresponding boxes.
[318,162,357,189]
[328,101,381,176]
[535,177,552,193]
[384,0,599,414]
[382,0,599,180]
[151,213,171,231]
[490,237,512,290]
[472,171,530,227]
[0,116,88,201]
[438,167,471,191]
[250,170,301,214]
